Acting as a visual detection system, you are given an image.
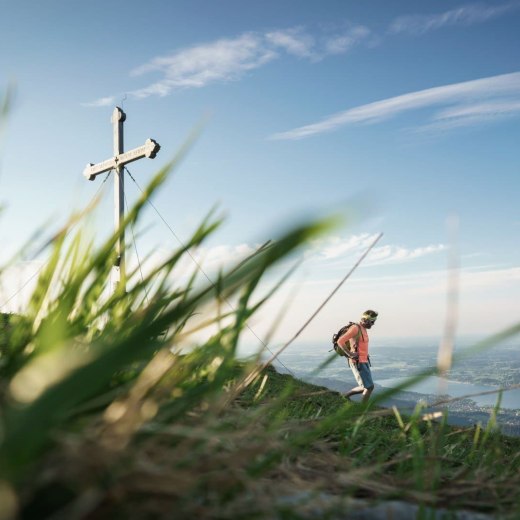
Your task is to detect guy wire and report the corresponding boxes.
[124,166,297,376]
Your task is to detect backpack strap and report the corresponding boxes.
[353,325,372,367]
[352,324,363,352]
[348,324,364,367]
[333,323,363,359]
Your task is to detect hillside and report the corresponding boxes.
[2,315,520,518]
[231,364,520,519]
[0,168,518,519]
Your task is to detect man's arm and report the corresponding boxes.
[337,325,360,358]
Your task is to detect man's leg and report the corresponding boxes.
[345,361,366,398]
[358,364,374,402]
[344,385,364,398]
[361,385,374,402]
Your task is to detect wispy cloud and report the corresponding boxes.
[86,25,371,105]
[129,33,277,99]
[310,233,446,266]
[312,233,376,260]
[325,26,372,54]
[417,99,520,132]
[139,235,446,288]
[81,96,116,108]
[84,3,519,108]
[270,71,520,140]
[368,243,447,265]
[265,27,316,59]
[389,2,520,35]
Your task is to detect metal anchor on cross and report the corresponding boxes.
[83,107,160,292]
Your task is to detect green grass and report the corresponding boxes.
[0,153,344,518]
[1,97,520,518]
[238,366,520,516]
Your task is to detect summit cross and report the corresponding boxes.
[83,106,160,292]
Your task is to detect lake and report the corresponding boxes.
[378,376,520,410]
[238,338,520,410]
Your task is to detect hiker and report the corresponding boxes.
[337,310,378,402]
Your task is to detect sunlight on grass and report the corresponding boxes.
[1,97,520,518]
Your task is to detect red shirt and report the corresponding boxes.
[337,324,369,362]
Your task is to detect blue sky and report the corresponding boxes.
[0,0,519,342]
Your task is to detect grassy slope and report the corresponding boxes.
[234,364,520,518]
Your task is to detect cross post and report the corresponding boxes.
[83,107,160,293]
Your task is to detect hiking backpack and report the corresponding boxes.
[332,322,361,358]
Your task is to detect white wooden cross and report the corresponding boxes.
[83,107,160,292]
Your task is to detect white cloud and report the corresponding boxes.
[130,33,277,99]
[83,3,516,109]
[86,25,371,105]
[368,244,447,265]
[308,233,446,267]
[131,235,446,297]
[265,27,316,58]
[253,259,520,340]
[81,96,116,108]
[312,233,377,260]
[435,100,520,120]
[270,71,520,140]
[389,2,520,35]
[416,99,520,132]
[6,242,516,341]
[324,26,372,54]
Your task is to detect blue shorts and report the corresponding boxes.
[349,361,374,389]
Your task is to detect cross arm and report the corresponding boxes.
[116,138,160,167]
[83,158,117,181]
[83,138,161,181]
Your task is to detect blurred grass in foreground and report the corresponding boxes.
[0,152,342,518]
[1,101,519,518]
[1,163,519,519]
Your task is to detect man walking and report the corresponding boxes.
[337,310,378,402]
